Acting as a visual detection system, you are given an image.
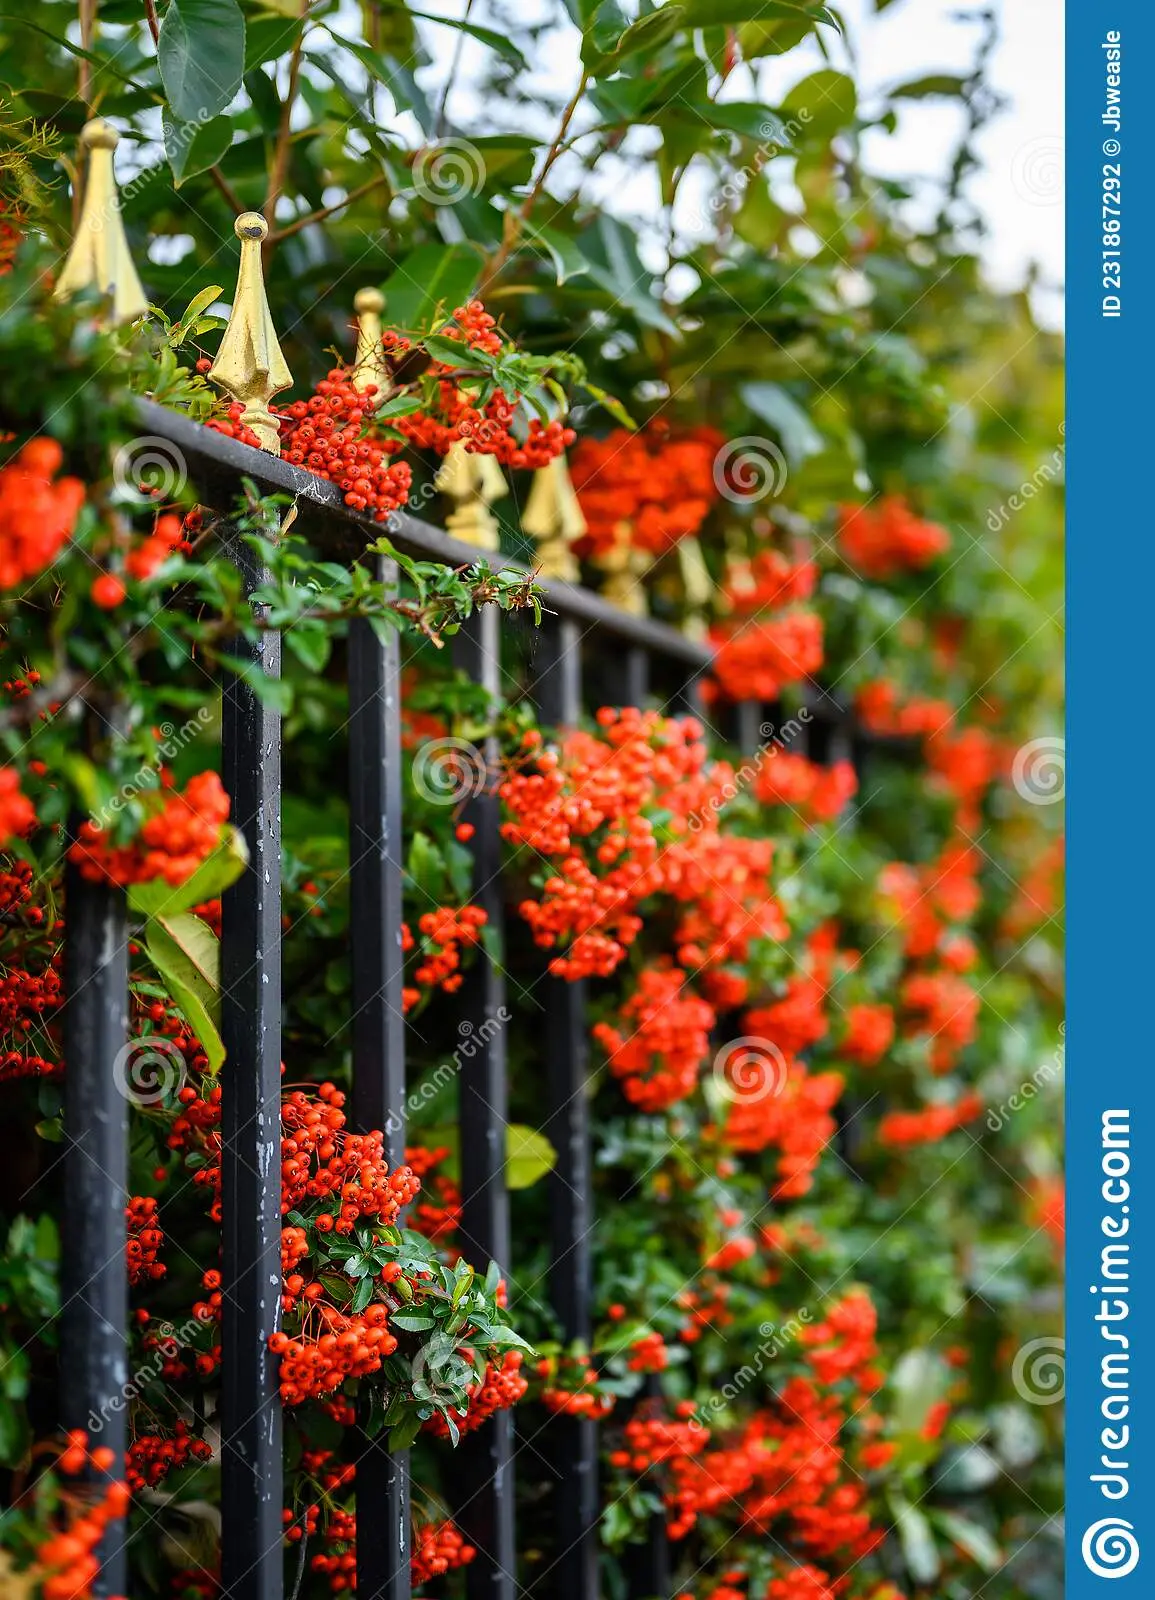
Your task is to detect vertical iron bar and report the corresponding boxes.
[61,865,129,1599]
[348,561,411,1600]
[735,700,762,754]
[531,616,598,1600]
[451,607,515,1600]
[220,535,284,1600]
[624,645,649,710]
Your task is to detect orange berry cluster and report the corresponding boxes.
[392,302,576,469]
[534,1350,615,1419]
[754,753,857,824]
[0,764,35,846]
[838,496,950,579]
[569,423,723,559]
[593,965,715,1112]
[270,1303,398,1404]
[35,1432,130,1600]
[279,1082,420,1234]
[401,904,488,1012]
[0,438,85,590]
[625,1331,670,1373]
[411,1518,477,1586]
[840,1003,895,1067]
[69,771,229,887]
[709,549,822,703]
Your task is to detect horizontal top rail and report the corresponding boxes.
[135,399,714,667]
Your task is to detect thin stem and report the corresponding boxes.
[143,0,159,46]
[265,0,311,229]
[266,173,391,244]
[479,70,589,292]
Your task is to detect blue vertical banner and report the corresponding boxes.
[1067,2,1153,1593]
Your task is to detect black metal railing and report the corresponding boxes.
[61,401,858,1600]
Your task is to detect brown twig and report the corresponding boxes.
[264,1,311,231]
[143,0,160,46]
[266,172,391,244]
[478,70,589,292]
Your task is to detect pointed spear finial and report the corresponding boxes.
[436,441,507,550]
[351,287,390,395]
[208,212,292,454]
[521,455,584,581]
[54,119,147,323]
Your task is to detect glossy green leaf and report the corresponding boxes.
[158,0,247,123]
[163,112,234,186]
[143,913,226,1071]
[128,826,248,918]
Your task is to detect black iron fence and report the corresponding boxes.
[61,398,856,1600]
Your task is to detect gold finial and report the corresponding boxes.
[521,455,584,581]
[54,119,148,323]
[436,441,507,550]
[351,287,390,395]
[596,522,651,615]
[208,212,292,454]
[675,537,714,641]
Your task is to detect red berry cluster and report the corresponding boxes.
[35,1432,130,1600]
[838,496,950,579]
[0,438,85,590]
[69,771,230,887]
[534,1350,615,1419]
[125,1195,165,1286]
[569,423,723,559]
[275,372,413,520]
[411,1518,477,1586]
[126,1421,212,1490]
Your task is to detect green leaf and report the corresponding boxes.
[158,0,247,123]
[143,913,226,1071]
[405,8,528,69]
[931,1511,1002,1573]
[163,112,233,186]
[382,244,482,333]
[739,382,824,462]
[889,74,969,100]
[521,220,590,286]
[169,283,226,344]
[782,69,858,137]
[387,1410,424,1451]
[350,1275,375,1314]
[389,1312,436,1333]
[891,1494,941,1585]
[505,1126,558,1189]
[582,216,679,336]
[128,826,248,918]
[244,12,303,70]
[680,0,838,24]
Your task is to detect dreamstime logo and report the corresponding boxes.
[412,139,487,204]
[713,1037,788,1105]
[112,1036,187,1107]
[384,1009,511,1136]
[1011,1336,1065,1406]
[409,1330,479,1407]
[412,737,487,805]
[1082,1518,1139,1579]
[1012,736,1065,806]
[113,436,189,504]
[713,437,788,504]
[1011,136,1063,206]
